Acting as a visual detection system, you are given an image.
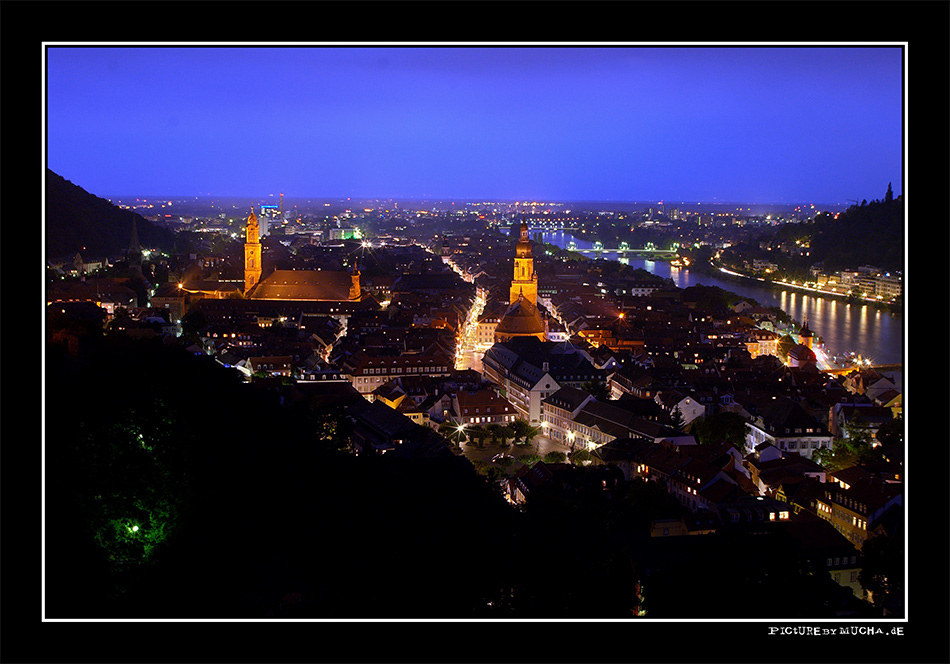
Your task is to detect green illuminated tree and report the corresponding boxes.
[78,399,193,566]
[776,334,797,362]
[812,421,881,471]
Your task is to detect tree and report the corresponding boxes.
[581,379,610,401]
[179,307,209,343]
[496,424,515,448]
[438,421,468,447]
[510,418,540,446]
[468,425,489,448]
[876,415,903,448]
[690,412,750,453]
[776,334,797,363]
[569,448,591,465]
[812,422,882,471]
[859,533,903,612]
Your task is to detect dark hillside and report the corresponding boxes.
[808,186,904,272]
[45,169,176,258]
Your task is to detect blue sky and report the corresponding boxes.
[45,45,904,204]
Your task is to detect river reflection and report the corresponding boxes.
[518,228,904,365]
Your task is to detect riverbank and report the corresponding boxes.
[522,227,903,365]
[703,261,903,316]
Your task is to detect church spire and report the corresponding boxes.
[509,214,538,306]
[244,207,262,294]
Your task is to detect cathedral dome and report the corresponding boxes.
[495,292,546,342]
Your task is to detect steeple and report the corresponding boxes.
[349,256,362,300]
[509,213,538,306]
[798,317,814,349]
[244,207,263,294]
[515,214,532,258]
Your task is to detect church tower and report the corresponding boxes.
[798,318,814,349]
[244,208,262,294]
[349,258,362,301]
[509,216,538,306]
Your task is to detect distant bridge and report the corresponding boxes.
[564,241,678,259]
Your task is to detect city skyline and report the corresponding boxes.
[45,44,904,205]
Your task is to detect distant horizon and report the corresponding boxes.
[53,169,877,211]
[100,192,856,208]
[82,187,857,213]
[50,167,860,214]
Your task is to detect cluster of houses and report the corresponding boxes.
[48,226,904,612]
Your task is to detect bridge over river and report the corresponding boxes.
[564,240,677,259]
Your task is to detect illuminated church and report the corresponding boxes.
[244,209,367,304]
[494,218,547,343]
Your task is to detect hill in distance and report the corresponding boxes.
[45,169,177,260]
[808,184,904,273]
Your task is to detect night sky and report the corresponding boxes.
[45,44,904,205]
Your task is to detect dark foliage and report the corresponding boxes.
[808,190,904,273]
[638,529,845,619]
[44,331,515,618]
[681,284,751,311]
[45,314,865,621]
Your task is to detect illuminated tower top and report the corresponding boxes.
[515,217,532,258]
[246,208,260,244]
[798,318,814,348]
[509,215,537,306]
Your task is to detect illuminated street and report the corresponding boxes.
[455,286,488,371]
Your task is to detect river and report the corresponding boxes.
[517,229,905,367]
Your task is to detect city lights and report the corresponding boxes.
[43,42,907,631]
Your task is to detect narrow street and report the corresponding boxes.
[455,286,487,372]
